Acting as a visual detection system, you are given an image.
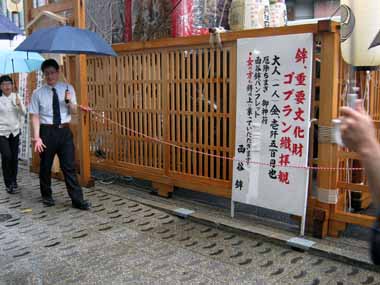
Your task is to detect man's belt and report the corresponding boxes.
[40,123,70,129]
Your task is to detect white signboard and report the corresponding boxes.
[232,33,313,230]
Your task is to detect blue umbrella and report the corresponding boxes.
[15,25,117,56]
[0,13,22,40]
[0,51,44,74]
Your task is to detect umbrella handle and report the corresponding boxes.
[65,85,70,104]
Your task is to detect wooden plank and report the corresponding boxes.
[170,173,231,198]
[31,2,73,18]
[210,48,215,179]
[126,55,132,163]
[181,50,186,174]
[73,0,93,187]
[92,160,168,184]
[157,53,163,169]
[162,50,171,176]
[216,48,221,180]
[170,51,176,172]
[143,53,148,167]
[187,49,192,175]
[132,55,137,165]
[152,53,157,168]
[176,51,181,172]
[316,30,346,237]
[192,50,198,176]
[147,53,153,168]
[222,48,228,180]
[337,182,369,193]
[113,24,319,53]
[198,49,204,176]
[111,57,117,163]
[138,54,144,166]
[331,211,375,228]
[229,45,237,182]
[204,49,209,178]
[338,151,361,160]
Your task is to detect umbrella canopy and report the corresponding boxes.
[0,13,22,40]
[15,25,117,56]
[0,51,44,74]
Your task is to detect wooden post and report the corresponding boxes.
[315,22,344,238]
[155,50,173,197]
[229,43,237,184]
[73,0,93,187]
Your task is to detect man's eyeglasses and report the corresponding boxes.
[0,82,12,87]
[43,71,58,77]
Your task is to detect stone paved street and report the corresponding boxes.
[0,167,380,284]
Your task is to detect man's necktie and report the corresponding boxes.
[52,87,61,126]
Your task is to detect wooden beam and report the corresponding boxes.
[336,182,369,193]
[91,160,231,198]
[331,211,375,228]
[31,2,73,18]
[112,24,319,53]
[73,0,93,187]
[315,29,341,238]
[338,151,360,160]
[25,0,34,35]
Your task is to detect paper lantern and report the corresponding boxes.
[341,0,380,69]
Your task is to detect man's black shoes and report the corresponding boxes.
[72,200,91,210]
[5,186,15,194]
[42,197,55,207]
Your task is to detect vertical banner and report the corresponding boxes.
[232,33,313,219]
[18,72,29,161]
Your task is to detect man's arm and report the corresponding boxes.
[29,91,46,153]
[30,113,46,153]
[31,113,40,140]
[68,101,78,114]
[341,102,380,206]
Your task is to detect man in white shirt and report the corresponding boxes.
[0,75,26,193]
[29,59,90,210]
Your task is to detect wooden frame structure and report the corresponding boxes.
[89,24,319,198]
[88,20,380,237]
[23,2,378,238]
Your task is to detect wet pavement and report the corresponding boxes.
[0,167,379,284]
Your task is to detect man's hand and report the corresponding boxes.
[79,105,92,112]
[340,100,378,156]
[65,89,72,104]
[33,137,46,153]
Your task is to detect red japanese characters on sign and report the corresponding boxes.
[277,47,309,184]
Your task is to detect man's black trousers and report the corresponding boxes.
[39,125,84,203]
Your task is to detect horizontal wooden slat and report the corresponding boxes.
[112,24,319,53]
[337,182,369,192]
[331,211,375,228]
[338,151,360,160]
[92,159,167,183]
[169,173,231,198]
[31,2,73,17]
